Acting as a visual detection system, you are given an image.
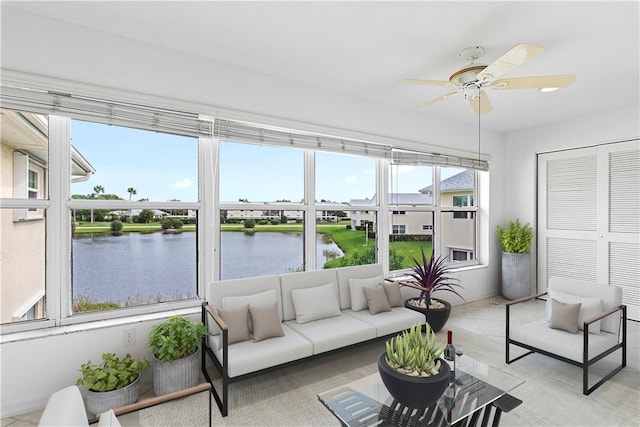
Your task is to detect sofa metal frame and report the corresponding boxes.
[505,292,627,395]
[200,302,412,417]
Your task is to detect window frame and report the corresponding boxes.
[1,74,487,335]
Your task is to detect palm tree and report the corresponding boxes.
[127,187,137,201]
[127,187,137,221]
[90,185,105,223]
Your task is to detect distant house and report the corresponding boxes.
[349,170,476,261]
[1,109,95,323]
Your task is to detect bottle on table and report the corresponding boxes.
[444,330,456,382]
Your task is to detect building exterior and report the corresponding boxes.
[0,109,94,323]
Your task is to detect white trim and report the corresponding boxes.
[12,290,45,319]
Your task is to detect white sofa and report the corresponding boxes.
[506,276,627,395]
[201,264,424,416]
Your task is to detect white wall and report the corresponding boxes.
[0,7,509,418]
[502,104,640,289]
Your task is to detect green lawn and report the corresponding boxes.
[73,222,196,234]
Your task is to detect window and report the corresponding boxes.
[316,152,376,269]
[70,120,199,312]
[392,225,406,234]
[450,249,474,262]
[1,80,486,332]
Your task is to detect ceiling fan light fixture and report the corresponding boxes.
[539,87,559,93]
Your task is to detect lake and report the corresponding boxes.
[72,231,343,304]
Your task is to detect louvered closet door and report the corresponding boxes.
[538,140,640,320]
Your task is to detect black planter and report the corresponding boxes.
[404,298,451,333]
[378,352,450,409]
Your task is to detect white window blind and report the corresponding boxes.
[214,119,489,170]
[214,118,392,159]
[391,148,488,171]
[1,85,212,139]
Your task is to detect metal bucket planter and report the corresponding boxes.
[86,375,140,415]
[153,347,200,396]
[501,252,531,300]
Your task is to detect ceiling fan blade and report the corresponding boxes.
[467,90,493,115]
[408,91,460,111]
[401,78,451,87]
[476,43,543,82]
[491,74,576,90]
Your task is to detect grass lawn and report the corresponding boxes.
[73,222,196,233]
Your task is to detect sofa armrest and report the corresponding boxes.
[108,383,211,418]
[506,291,547,306]
[584,304,626,326]
[204,303,228,332]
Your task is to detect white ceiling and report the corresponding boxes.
[3,1,639,133]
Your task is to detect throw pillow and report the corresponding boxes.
[291,282,341,324]
[349,275,384,311]
[382,281,403,307]
[222,289,278,333]
[549,298,581,333]
[249,302,285,342]
[363,285,392,315]
[546,290,603,334]
[217,304,251,349]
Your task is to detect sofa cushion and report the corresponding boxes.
[549,298,580,333]
[383,282,403,307]
[285,313,376,354]
[249,302,285,342]
[335,264,385,310]
[208,324,313,378]
[217,305,251,349]
[546,290,603,334]
[345,307,424,337]
[349,275,384,311]
[363,285,391,315]
[222,289,278,333]
[280,269,339,321]
[291,282,341,323]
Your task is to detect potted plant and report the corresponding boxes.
[497,219,533,300]
[76,352,149,415]
[378,322,450,409]
[148,315,208,396]
[401,248,464,332]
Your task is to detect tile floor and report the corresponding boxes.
[2,295,638,426]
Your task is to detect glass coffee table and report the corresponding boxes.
[318,355,524,427]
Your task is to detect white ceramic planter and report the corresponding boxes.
[501,252,531,300]
[85,375,140,415]
[152,347,200,396]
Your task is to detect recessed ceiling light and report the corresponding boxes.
[539,87,559,93]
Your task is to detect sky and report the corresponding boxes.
[71,120,460,203]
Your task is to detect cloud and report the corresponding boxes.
[171,178,193,189]
[344,175,357,183]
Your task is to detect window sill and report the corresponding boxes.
[0,306,201,345]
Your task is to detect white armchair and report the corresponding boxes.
[38,383,211,426]
[506,276,627,395]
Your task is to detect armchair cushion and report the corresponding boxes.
[546,290,603,334]
[549,298,580,333]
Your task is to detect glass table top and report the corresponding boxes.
[318,355,524,427]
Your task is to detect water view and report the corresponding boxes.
[72,231,343,304]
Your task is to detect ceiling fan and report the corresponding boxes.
[403,44,576,115]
